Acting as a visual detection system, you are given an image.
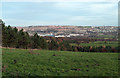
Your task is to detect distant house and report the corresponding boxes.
[55,35,65,37]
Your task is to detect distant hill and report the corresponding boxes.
[14,26,118,38]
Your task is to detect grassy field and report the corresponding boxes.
[70,41,118,47]
[2,48,119,76]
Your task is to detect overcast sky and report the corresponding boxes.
[1,0,118,26]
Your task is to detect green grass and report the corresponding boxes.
[98,35,116,38]
[71,41,118,47]
[2,48,119,76]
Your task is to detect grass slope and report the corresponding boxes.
[2,48,119,76]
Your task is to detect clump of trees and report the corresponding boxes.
[2,24,48,49]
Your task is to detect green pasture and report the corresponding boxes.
[2,48,119,76]
[70,41,118,47]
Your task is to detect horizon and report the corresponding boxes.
[2,1,118,26]
[10,24,118,27]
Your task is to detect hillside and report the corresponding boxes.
[2,48,119,76]
[15,26,118,38]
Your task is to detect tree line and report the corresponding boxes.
[1,22,119,52]
[2,22,72,50]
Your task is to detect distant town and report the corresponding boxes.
[14,25,118,39]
